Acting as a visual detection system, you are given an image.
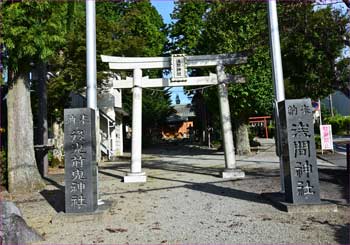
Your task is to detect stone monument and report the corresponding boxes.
[64,108,97,213]
[278,99,320,204]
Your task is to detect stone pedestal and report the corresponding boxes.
[222,168,245,179]
[261,192,337,213]
[123,172,147,183]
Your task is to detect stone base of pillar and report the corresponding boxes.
[123,172,147,183]
[221,168,245,179]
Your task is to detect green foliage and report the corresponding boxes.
[142,88,173,145]
[169,0,348,133]
[314,134,321,149]
[197,2,274,123]
[324,115,350,135]
[1,0,67,75]
[142,89,174,131]
[334,57,350,96]
[169,0,209,54]
[48,0,171,127]
[279,3,348,99]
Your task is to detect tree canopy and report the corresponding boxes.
[48,0,172,130]
[169,0,348,153]
[1,0,67,76]
[279,2,349,100]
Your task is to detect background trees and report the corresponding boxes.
[169,0,348,154]
[279,3,348,100]
[170,1,274,154]
[49,0,172,139]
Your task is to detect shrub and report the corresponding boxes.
[324,115,350,135]
[314,134,321,149]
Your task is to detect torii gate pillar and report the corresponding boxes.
[217,64,245,179]
[124,68,147,183]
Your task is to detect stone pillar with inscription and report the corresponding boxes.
[278,99,321,204]
[64,108,98,213]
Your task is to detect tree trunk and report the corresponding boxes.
[52,121,64,161]
[7,74,45,193]
[35,62,48,177]
[234,120,251,155]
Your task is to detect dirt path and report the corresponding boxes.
[2,142,349,244]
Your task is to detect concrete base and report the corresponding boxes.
[261,192,338,213]
[221,168,245,179]
[54,200,112,224]
[123,172,147,183]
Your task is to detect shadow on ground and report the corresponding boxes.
[98,160,349,206]
[143,142,221,156]
[40,177,65,213]
[318,168,349,204]
[333,223,350,245]
[185,182,268,204]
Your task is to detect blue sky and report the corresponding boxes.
[151,0,174,24]
[151,0,192,105]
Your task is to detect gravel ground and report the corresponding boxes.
[2,139,349,244]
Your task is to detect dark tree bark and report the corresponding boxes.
[7,74,45,193]
[35,62,48,177]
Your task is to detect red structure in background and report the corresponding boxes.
[249,116,272,139]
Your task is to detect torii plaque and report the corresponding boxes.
[101,53,247,183]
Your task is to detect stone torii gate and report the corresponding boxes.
[102,53,247,183]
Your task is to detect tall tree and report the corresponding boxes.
[169,0,209,54]
[117,0,172,141]
[49,0,172,143]
[187,2,274,154]
[170,0,348,154]
[279,2,348,100]
[1,0,67,192]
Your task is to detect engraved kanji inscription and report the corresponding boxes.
[71,155,86,168]
[71,194,87,209]
[71,129,85,142]
[71,182,86,193]
[80,114,89,125]
[67,114,76,125]
[300,104,311,115]
[295,160,312,178]
[288,105,298,116]
[72,169,85,181]
[294,141,310,158]
[291,122,311,138]
[73,142,86,155]
[297,181,315,196]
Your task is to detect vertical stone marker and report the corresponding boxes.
[64,108,97,213]
[278,99,321,204]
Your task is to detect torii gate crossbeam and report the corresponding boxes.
[102,54,247,183]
